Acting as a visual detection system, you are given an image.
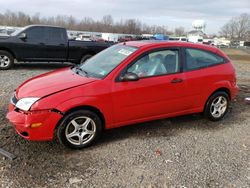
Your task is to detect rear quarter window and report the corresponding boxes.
[47,28,67,43]
[185,48,225,71]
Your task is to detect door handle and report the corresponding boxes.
[39,42,45,45]
[171,78,183,84]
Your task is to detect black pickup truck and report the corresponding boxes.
[0,25,111,70]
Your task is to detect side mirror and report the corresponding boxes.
[120,72,139,82]
[18,33,27,40]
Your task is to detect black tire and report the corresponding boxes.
[80,54,92,64]
[0,50,14,70]
[57,110,103,149]
[204,91,229,121]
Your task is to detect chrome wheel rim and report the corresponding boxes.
[210,96,228,118]
[0,55,10,68]
[65,116,96,145]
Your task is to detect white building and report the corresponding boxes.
[187,30,206,43]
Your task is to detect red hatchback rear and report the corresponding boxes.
[7,41,238,149]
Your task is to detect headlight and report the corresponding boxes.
[10,92,17,105]
[15,97,40,111]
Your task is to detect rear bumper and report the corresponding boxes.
[6,104,62,141]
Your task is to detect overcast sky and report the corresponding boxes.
[0,0,249,34]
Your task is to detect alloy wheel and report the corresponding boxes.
[210,96,228,118]
[0,55,10,68]
[65,116,96,145]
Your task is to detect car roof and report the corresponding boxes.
[124,40,219,53]
[25,25,64,29]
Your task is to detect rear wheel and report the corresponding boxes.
[57,110,102,149]
[80,54,92,64]
[204,91,229,121]
[0,50,14,70]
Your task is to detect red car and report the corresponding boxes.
[6,41,238,149]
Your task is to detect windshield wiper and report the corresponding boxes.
[74,66,89,77]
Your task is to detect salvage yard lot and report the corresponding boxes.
[0,49,250,187]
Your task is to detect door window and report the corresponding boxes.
[24,27,47,42]
[185,48,225,71]
[127,49,179,78]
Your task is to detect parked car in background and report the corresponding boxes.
[118,35,134,42]
[75,34,92,41]
[0,32,9,37]
[102,33,119,42]
[0,25,111,70]
[7,41,238,149]
[153,34,169,40]
[188,35,204,43]
[169,37,187,42]
[91,34,105,42]
[0,28,17,36]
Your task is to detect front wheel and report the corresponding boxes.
[204,91,229,121]
[0,50,14,70]
[57,110,103,149]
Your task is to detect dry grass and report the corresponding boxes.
[228,55,250,61]
[222,48,250,62]
[221,48,250,85]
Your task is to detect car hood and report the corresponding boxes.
[0,35,10,39]
[16,67,98,99]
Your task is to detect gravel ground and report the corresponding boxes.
[0,50,250,188]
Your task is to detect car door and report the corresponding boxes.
[111,48,193,124]
[44,27,68,61]
[14,26,48,60]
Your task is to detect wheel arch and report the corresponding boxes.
[80,50,95,59]
[76,51,95,64]
[204,87,231,112]
[55,105,106,132]
[0,47,16,59]
[209,87,231,100]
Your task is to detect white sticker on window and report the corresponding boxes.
[118,49,133,56]
[100,70,106,75]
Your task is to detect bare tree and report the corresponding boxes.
[220,13,250,41]
[122,19,141,34]
[236,13,250,40]
[102,15,113,26]
[220,21,235,39]
[174,27,185,36]
[100,15,113,32]
[0,10,177,35]
[31,13,41,25]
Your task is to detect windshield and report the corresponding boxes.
[10,26,27,36]
[77,45,138,78]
